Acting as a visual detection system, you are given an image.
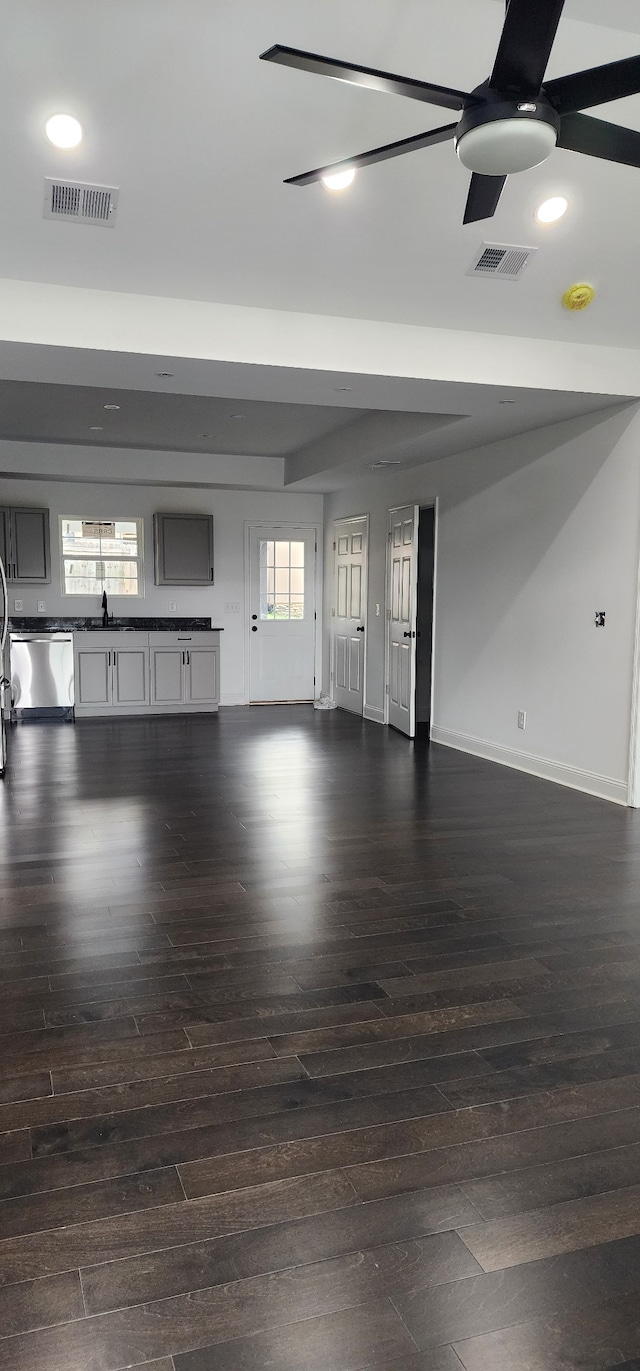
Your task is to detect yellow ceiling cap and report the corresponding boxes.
[562,282,595,311]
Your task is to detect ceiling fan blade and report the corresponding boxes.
[545,56,640,114]
[558,111,640,168]
[463,173,507,224]
[284,123,458,187]
[260,44,477,112]
[490,0,566,96]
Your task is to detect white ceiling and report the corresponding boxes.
[0,380,369,456]
[1,0,640,349]
[0,0,639,490]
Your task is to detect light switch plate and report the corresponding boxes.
[37,600,46,613]
[224,602,240,614]
[168,601,177,613]
[13,599,23,612]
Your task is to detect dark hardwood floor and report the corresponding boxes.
[2,706,640,1369]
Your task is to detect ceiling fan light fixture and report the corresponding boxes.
[535,194,568,223]
[321,167,356,191]
[456,118,557,175]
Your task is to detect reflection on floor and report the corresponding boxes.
[0,706,639,1369]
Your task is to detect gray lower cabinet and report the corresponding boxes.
[153,513,214,585]
[74,631,219,716]
[74,633,149,712]
[0,507,50,583]
[149,632,218,709]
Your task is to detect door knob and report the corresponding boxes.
[251,614,257,621]
[251,626,257,632]
[356,625,364,633]
[403,631,410,638]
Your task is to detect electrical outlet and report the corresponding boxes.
[37,600,46,613]
[517,710,526,730]
[168,601,177,613]
[13,599,22,613]
[376,603,380,616]
[224,602,240,614]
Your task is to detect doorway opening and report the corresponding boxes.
[385,503,436,738]
[415,506,435,736]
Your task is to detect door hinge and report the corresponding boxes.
[385,685,390,694]
[314,611,316,620]
[333,541,336,550]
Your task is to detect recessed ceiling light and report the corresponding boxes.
[230,413,245,420]
[336,386,352,392]
[499,399,516,404]
[89,425,103,431]
[371,459,401,469]
[45,114,83,149]
[322,168,356,192]
[103,404,120,411]
[155,371,174,378]
[535,195,568,224]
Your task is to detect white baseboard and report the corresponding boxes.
[430,724,628,806]
[219,693,248,707]
[364,703,385,724]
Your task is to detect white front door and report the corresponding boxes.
[332,516,368,715]
[387,504,418,737]
[249,527,316,702]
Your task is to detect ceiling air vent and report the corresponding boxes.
[467,242,536,281]
[43,179,119,227]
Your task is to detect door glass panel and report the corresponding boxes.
[260,540,305,620]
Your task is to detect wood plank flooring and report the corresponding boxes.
[2,707,640,1369]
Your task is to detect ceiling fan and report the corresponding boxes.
[260,0,640,223]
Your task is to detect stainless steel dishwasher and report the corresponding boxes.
[10,633,75,718]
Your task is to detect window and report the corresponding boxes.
[60,519,143,596]
[259,539,305,619]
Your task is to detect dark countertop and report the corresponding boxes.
[9,617,223,633]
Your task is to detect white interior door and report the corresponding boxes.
[249,527,316,702]
[387,504,419,736]
[332,517,368,715]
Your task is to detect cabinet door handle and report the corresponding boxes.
[186,650,190,666]
[182,651,185,665]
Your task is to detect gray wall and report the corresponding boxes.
[324,404,640,804]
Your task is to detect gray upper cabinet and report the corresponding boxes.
[154,513,214,585]
[0,507,50,584]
